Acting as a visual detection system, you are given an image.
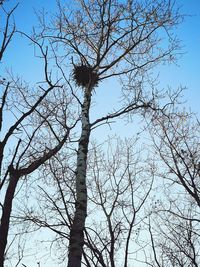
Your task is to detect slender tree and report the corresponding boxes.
[29,0,182,265]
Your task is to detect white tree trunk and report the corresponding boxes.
[67,88,92,267]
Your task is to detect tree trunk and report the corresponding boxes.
[0,167,19,267]
[67,88,92,267]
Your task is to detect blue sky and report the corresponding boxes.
[158,0,200,114]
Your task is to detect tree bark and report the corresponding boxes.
[67,88,92,267]
[0,166,19,267]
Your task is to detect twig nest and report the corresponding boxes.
[73,64,99,89]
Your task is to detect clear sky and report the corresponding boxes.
[157,0,200,114]
[1,0,200,266]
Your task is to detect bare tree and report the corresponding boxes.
[29,1,182,265]
[0,6,79,266]
[143,106,200,266]
[150,108,200,207]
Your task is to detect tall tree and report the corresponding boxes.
[30,0,182,265]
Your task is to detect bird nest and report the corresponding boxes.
[72,64,99,89]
